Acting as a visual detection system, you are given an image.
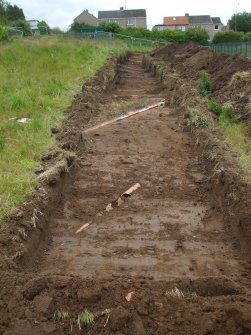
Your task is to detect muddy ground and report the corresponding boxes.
[0,50,251,335]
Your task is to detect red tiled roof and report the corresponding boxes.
[163,16,189,26]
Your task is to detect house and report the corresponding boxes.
[153,14,223,40]
[74,9,98,26]
[188,15,223,40]
[98,7,147,29]
[212,17,224,33]
[26,20,40,36]
[163,16,189,31]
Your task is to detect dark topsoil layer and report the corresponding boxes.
[146,43,251,258]
[0,50,251,335]
[151,43,251,120]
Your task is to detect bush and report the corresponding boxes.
[220,105,237,125]
[185,27,209,45]
[10,19,31,36]
[199,70,212,96]
[159,29,188,43]
[0,24,8,40]
[212,31,244,44]
[208,99,237,125]
[208,99,222,116]
[99,21,122,33]
[243,32,251,41]
[70,20,91,32]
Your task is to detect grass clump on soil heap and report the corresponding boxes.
[208,99,251,180]
[0,36,129,220]
[199,70,212,97]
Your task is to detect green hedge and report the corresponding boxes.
[212,31,251,43]
[121,26,209,45]
[0,25,8,41]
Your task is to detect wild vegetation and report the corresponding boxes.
[0,36,130,220]
[0,0,51,38]
[208,99,251,179]
[71,21,210,45]
[213,30,251,43]
[228,11,251,33]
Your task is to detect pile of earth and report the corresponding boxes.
[151,43,251,121]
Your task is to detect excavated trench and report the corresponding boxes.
[1,54,251,335]
[36,55,246,282]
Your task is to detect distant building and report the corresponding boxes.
[98,7,147,29]
[189,15,223,40]
[153,14,223,40]
[74,9,98,26]
[26,20,40,36]
[163,16,189,31]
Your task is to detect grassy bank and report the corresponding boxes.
[0,36,130,220]
[208,100,251,180]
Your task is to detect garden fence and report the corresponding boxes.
[75,31,165,48]
[210,41,251,59]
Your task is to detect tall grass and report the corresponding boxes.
[0,36,128,220]
[208,99,251,180]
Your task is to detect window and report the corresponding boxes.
[127,18,135,25]
[108,19,118,23]
[214,25,219,30]
[176,25,186,31]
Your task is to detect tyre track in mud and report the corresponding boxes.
[2,54,251,335]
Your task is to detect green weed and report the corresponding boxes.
[208,99,251,180]
[207,98,222,116]
[77,309,94,330]
[199,70,212,97]
[54,309,69,322]
[189,108,209,128]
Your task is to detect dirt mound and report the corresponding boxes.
[151,43,251,120]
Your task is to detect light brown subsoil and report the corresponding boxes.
[1,54,251,335]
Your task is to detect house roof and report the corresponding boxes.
[163,16,189,26]
[98,9,146,19]
[75,9,97,21]
[212,17,222,24]
[189,15,213,24]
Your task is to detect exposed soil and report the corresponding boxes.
[151,43,251,121]
[1,53,251,335]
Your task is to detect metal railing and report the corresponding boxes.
[75,31,164,47]
[210,41,251,58]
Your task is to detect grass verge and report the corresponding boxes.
[0,36,137,220]
[208,99,251,180]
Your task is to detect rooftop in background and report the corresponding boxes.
[188,15,213,24]
[98,9,146,19]
[211,17,223,24]
[163,16,189,26]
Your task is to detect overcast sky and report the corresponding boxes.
[10,0,251,30]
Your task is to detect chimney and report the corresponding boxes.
[120,7,124,10]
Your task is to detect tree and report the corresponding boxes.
[10,19,31,36]
[51,26,64,34]
[6,3,24,21]
[70,20,90,32]
[185,27,209,45]
[0,0,5,17]
[228,12,251,32]
[38,20,50,34]
[99,21,122,33]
